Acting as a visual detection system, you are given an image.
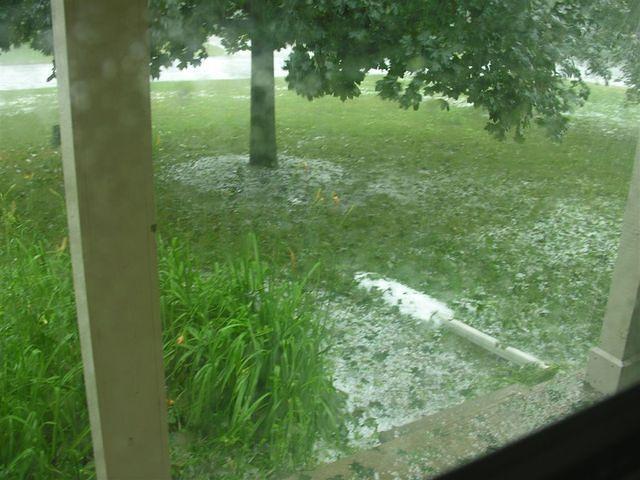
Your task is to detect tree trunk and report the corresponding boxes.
[250,36,277,167]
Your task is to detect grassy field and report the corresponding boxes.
[0,43,226,67]
[1,77,638,477]
[0,45,52,65]
[205,44,228,57]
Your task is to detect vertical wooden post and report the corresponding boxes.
[51,0,171,478]
[586,139,640,395]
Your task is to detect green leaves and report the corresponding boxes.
[1,193,345,477]
[159,235,346,471]
[285,0,634,141]
[4,0,635,141]
[569,0,640,104]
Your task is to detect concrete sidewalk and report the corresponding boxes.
[289,372,601,480]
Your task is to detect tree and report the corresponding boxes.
[148,1,313,167]
[566,0,640,102]
[155,1,306,167]
[285,0,639,142]
[1,0,302,167]
[2,0,637,166]
[0,1,52,55]
[149,0,639,163]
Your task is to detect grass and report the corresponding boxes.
[161,236,345,476]
[0,45,52,66]
[1,76,639,477]
[148,78,638,369]
[205,43,228,57]
[0,189,91,479]
[0,43,225,67]
[0,190,345,478]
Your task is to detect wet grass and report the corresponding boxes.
[0,196,344,479]
[0,77,639,477]
[160,236,346,477]
[0,190,91,479]
[149,78,638,369]
[0,45,52,65]
[204,44,227,57]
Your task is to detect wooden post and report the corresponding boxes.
[586,139,640,395]
[51,0,171,478]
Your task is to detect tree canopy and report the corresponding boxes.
[1,0,637,145]
[568,0,640,101]
[285,0,639,141]
[1,0,53,55]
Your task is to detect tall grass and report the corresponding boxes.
[161,237,345,473]
[0,188,92,479]
[0,190,345,478]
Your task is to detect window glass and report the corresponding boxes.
[1,2,639,479]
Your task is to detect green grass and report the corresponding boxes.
[205,43,227,57]
[161,236,345,477]
[0,188,92,479]
[0,191,344,478]
[1,76,639,477]
[147,78,638,369]
[0,45,52,65]
[0,43,224,66]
